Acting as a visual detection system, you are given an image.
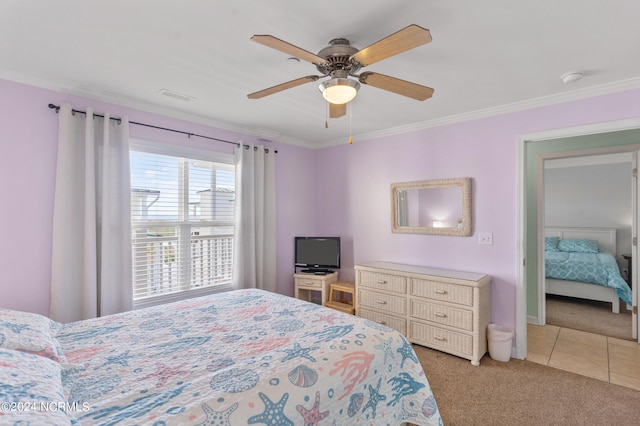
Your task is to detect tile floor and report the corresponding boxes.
[527,324,640,391]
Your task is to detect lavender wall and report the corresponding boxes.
[317,88,640,329]
[1,76,639,335]
[0,78,315,316]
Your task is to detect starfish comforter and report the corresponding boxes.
[1,289,442,425]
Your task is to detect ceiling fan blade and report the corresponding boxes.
[329,102,347,118]
[351,24,432,67]
[358,72,434,101]
[251,35,326,64]
[247,76,320,99]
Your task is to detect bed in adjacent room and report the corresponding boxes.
[0,288,442,425]
[544,227,632,313]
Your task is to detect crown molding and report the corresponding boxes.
[0,67,317,147]
[3,66,639,150]
[321,76,640,148]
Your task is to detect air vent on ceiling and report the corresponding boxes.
[158,89,195,102]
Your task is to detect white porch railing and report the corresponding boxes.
[132,233,233,299]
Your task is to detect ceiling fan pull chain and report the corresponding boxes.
[349,102,353,144]
[325,100,329,128]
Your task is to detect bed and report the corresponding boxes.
[0,288,442,425]
[544,227,632,313]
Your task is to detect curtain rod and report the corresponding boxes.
[47,103,277,153]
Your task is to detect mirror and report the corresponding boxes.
[391,177,472,236]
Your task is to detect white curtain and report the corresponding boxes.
[233,143,276,292]
[50,103,132,322]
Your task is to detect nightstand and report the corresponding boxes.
[294,271,338,305]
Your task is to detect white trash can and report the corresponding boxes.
[487,324,513,362]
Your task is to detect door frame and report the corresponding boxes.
[516,118,640,359]
[632,152,638,339]
[537,149,636,328]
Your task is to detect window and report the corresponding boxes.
[130,142,235,303]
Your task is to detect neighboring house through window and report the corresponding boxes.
[129,140,235,307]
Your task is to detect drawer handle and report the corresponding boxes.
[435,336,447,341]
[377,279,387,284]
[435,312,447,318]
[376,320,387,325]
[435,289,447,295]
[377,300,388,305]
[305,281,314,285]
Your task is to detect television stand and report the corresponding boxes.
[294,271,338,305]
[301,268,330,275]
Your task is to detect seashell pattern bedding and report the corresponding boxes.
[53,288,442,425]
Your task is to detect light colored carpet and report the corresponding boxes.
[545,294,632,340]
[416,345,640,426]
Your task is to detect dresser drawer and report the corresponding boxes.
[358,289,406,315]
[410,278,473,306]
[358,271,407,294]
[410,299,473,331]
[410,321,473,356]
[358,308,406,335]
[295,277,322,290]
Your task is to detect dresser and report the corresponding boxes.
[355,261,491,366]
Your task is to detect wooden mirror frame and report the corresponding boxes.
[391,177,472,236]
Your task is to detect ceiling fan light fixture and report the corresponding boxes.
[319,78,360,104]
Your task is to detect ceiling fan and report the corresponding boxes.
[247,24,434,118]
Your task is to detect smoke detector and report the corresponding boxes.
[560,71,584,84]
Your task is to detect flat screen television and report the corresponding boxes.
[294,237,340,273]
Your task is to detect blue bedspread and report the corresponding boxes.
[545,251,632,305]
[55,289,442,425]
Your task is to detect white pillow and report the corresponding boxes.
[0,308,66,363]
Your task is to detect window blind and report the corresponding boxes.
[130,149,235,301]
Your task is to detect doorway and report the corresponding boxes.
[542,153,634,340]
[515,118,640,359]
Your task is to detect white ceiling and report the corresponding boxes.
[1,0,639,148]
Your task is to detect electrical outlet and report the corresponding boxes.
[478,232,493,245]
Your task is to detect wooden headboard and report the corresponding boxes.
[544,227,617,256]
